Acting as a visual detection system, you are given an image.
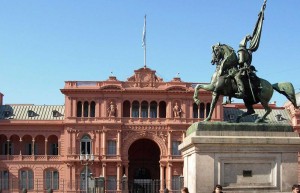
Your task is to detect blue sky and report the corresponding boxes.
[0,0,299,106]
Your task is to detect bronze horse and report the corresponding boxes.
[193,44,298,123]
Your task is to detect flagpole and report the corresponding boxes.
[142,15,147,68]
[144,38,146,68]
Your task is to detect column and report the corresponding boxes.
[167,101,172,118]
[67,163,75,190]
[139,103,142,118]
[168,131,172,157]
[19,137,22,155]
[81,102,84,117]
[45,139,48,156]
[95,131,100,156]
[68,129,72,155]
[117,131,121,158]
[57,140,61,156]
[98,99,102,118]
[88,101,90,117]
[72,98,76,117]
[129,103,132,118]
[6,140,10,160]
[117,101,121,118]
[98,130,101,156]
[6,140,10,155]
[72,131,76,154]
[157,103,160,118]
[189,101,193,119]
[168,163,173,190]
[117,164,121,191]
[32,138,35,155]
[160,164,165,191]
[102,163,106,178]
[102,131,106,157]
[148,104,151,118]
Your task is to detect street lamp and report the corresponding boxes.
[80,154,94,193]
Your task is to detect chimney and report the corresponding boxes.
[0,92,3,106]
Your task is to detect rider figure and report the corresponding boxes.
[235,35,253,98]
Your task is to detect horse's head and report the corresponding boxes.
[211,43,223,65]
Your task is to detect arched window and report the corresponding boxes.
[159,101,166,118]
[90,101,95,117]
[0,170,9,190]
[132,101,139,118]
[123,101,130,117]
[19,169,34,190]
[206,103,211,118]
[83,101,89,117]
[45,169,59,190]
[80,135,91,155]
[150,101,157,118]
[193,103,198,118]
[200,103,205,118]
[141,101,148,118]
[77,101,82,117]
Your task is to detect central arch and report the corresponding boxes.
[128,139,160,180]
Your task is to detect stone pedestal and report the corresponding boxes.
[179,122,300,193]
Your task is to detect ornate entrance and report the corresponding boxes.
[128,139,160,193]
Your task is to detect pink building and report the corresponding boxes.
[0,66,298,193]
[0,67,221,193]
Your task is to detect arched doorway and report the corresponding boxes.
[128,139,160,193]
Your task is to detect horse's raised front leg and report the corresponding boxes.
[193,84,215,105]
[193,84,201,105]
[204,92,219,121]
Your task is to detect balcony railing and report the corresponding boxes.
[0,155,60,161]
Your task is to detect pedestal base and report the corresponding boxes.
[179,122,300,193]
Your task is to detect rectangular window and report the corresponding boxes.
[0,170,9,190]
[172,141,181,155]
[81,142,91,155]
[107,176,117,191]
[107,140,116,155]
[172,175,181,191]
[20,170,34,190]
[45,170,59,190]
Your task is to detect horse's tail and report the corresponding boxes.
[272,82,298,107]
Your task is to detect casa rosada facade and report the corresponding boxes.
[0,66,299,193]
[0,67,223,193]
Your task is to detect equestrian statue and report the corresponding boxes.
[193,0,298,123]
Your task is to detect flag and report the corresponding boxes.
[249,0,267,52]
[142,15,146,48]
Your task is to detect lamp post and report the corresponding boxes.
[80,154,94,193]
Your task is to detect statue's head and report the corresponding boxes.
[211,43,223,65]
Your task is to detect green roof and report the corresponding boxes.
[0,105,64,120]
